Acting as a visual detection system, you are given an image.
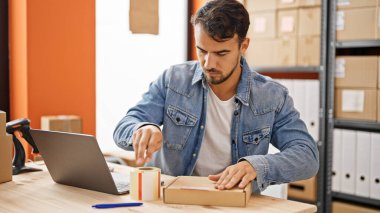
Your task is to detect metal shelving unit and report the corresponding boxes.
[332,192,380,209]
[326,0,380,212]
[253,66,322,73]
[336,40,380,48]
[334,120,380,132]
[250,1,330,212]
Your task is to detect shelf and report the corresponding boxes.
[334,119,380,133]
[253,66,321,73]
[336,40,380,49]
[332,192,380,209]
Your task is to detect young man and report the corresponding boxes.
[114,0,318,193]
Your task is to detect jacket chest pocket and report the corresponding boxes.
[243,127,271,154]
[163,105,197,150]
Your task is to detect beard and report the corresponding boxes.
[203,57,240,85]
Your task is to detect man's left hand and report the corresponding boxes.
[208,161,257,190]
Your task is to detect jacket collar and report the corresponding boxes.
[191,57,252,106]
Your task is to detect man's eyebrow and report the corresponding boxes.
[196,46,231,53]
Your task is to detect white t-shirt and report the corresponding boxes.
[193,87,235,176]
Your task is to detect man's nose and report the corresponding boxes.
[204,53,216,70]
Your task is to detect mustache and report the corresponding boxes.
[205,68,221,73]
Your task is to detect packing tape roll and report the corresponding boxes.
[130,167,161,201]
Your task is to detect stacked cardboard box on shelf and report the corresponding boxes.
[41,115,82,133]
[336,0,378,41]
[334,56,378,121]
[244,0,321,67]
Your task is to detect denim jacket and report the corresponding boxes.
[114,57,319,193]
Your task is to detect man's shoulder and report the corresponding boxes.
[164,61,200,83]
[251,71,288,94]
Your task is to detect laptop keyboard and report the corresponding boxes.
[111,172,130,193]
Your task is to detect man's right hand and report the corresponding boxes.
[132,125,163,166]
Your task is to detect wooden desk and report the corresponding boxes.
[0,162,317,213]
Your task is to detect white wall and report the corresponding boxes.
[96,0,188,151]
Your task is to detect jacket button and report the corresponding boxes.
[234,98,239,103]
[176,117,181,122]
[193,153,196,157]
[234,111,239,116]
[232,140,235,144]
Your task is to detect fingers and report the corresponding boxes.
[133,125,163,166]
[208,172,222,181]
[214,161,257,190]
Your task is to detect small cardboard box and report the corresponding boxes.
[288,176,316,202]
[332,201,380,213]
[336,7,377,41]
[41,115,82,133]
[297,36,320,66]
[335,56,378,88]
[277,0,301,9]
[337,0,377,9]
[245,0,276,12]
[245,38,278,67]
[299,0,321,7]
[277,9,299,37]
[298,7,321,36]
[335,88,377,121]
[0,111,13,184]
[248,11,276,39]
[277,36,297,66]
[163,176,251,207]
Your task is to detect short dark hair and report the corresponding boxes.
[191,0,250,44]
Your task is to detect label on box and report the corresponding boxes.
[335,58,346,78]
[336,11,345,31]
[281,0,295,3]
[378,11,380,27]
[337,0,350,6]
[281,16,294,32]
[342,90,365,112]
[253,17,266,33]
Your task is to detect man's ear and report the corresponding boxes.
[240,37,250,55]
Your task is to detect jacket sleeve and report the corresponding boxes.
[240,91,319,192]
[113,70,168,151]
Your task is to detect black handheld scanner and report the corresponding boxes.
[6,118,39,154]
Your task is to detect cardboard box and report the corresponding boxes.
[337,0,377,9]
[335,56,378,88]
[129,0,158,34]
[297,36,320,66]
[333,201,380,213]
[41,115,82,133]
[0,111,13,184]
[288,176,316,202]
[163,176,251,207]
[277,0,300,9]
[335,88,377,121]
[336,7,377,41]
[277,37,297,66]
[277,9,299,37]
[299,7,321,36]
[299,0,321,7]
[248,11,276,38]
[245,0,276,12]
[245,39,278,67]
[378,90,380,122]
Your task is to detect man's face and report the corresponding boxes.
[194,24,249,85]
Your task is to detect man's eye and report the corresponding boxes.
[217,52,227,56]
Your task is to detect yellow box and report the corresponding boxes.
[163,176,251,207]
[277,37,297,66]
[245,0,276,12]
[277,0,301,9]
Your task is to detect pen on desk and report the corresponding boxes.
[92,202,143,209]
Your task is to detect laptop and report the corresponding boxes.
[30,129,129,195]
